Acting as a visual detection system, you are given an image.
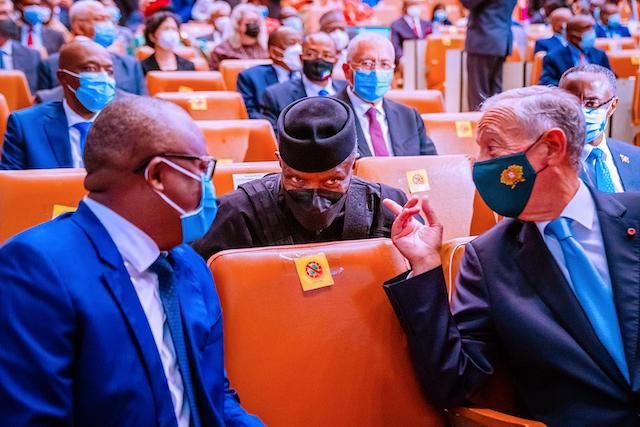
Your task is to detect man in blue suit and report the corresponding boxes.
[1,40,116,169]
[560,64,640,192]
[237,26,301,120]
[0,18,40,93]
[383,86,640,426]
[539,15,611,86]
[595,3,631,38]
[533,7,571,54]
[0,95,264,427]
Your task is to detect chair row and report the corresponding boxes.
[0,154,498,243]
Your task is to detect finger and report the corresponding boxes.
[420,197,442,228]
[383,197,419,217]
[391,206,421,236]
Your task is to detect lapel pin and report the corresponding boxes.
[620,154,630,164]
[627,228,637,237]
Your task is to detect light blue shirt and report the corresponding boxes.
[302,74,335,97]
[20,23,43,50]
[568,43,589,66]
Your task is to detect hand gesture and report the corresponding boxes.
[383,197,444,276]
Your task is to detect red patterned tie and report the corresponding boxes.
[27,28,33,47]
[365,107,389,157]
[411,19,420,37]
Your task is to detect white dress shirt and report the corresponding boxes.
[404,15,422,38]
[20,23,43,50]
[0,39,13,70]
[302,74,336,96]
[273,63,292,83]
[83,197,190,427]
[62,100,97,168]
[346,86,394,156]
[582,136,625,192]
[535,181,613,294]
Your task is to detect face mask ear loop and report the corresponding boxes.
[524,132,552,175]
[144,158,202,215]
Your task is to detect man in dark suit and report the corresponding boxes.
[539,15,610,86]
[461,0,517,111]
[37,0,145,95]
[14,0,65,55]
[335,33,437,157]
[560,64,640,192]
[383,85,640,426]
[390,0,432,64]
[595,2,631,38]
[0,18,40,92]
[261,32,347,129]
[237,26,301,120]
[0,96,264,427]
[2,40,116,169]
[533,7,571,54]
[529,0,562,24]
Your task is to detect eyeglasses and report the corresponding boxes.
[349,59,395,71]
[135,153,217,180]
[301,50,337,62]
[581,95,616,110]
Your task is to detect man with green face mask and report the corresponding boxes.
[381,85,640,426]
[191,96,407,259]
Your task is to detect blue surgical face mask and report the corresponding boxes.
[62,69,116,113]
[23,5,51,25]
[608,13,621,27]
[146,158,218,243]
[434,9,447,22]
[106,5,122,24]
[353,68,394,103]
[282,16,303,32]
[583,102,612,143]
[94,20,117,47]
[580,29,596,50]
[257,5,269,17]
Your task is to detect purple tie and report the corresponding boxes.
[365,107,389,157]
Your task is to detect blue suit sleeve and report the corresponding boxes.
[383,242,495,409]
[533,40,543,54]
[222,374,265,427]
[260,88,279,131]
[415,108,437,155]
[133,60,147,95]
[538,54,560,86]
[237,72,264,120]
[37,60,53,90]
[391,25,403,62]
[600,51,611,70]
[1,113,28,170]
[0,239,75,425]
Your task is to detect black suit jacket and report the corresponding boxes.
[390,17,432,61]
[237,64,279,120]
[459,0,517,57]
[10,40,40,93]
[19,25,65,55]
[260,77,348,129]
[384,187,640,426]
[333,87,437,157]
[539,45,611,86]
[140,53,195,76]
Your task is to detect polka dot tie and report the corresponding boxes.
[587,147,616,193]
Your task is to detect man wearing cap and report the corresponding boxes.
[191,96,407,259]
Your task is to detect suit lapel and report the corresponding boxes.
[43,102,73,167]
[608,139,638,191]
[11,42,26,71]
[593,190,640,390]
[383,100,408,156]
[293,78,307,99]
[514,221,630,390]
[266,65,278,86]
[338,89,370,157]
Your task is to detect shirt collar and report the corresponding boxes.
[581,135,611,163]
[272,63,291,82]
[0,39,12,55]
[83,196,160,273]
[346,86,385,116]
[535,180,595,236]
[302,74,333,94]
[62,99,98,128]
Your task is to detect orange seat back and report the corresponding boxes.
[595,37,637,51]
[385,89,445,114]
[505,43,522,63]
[0,93,9,148]
[440,236,475,297]
[135,45,154,61]
[196,119,277,162]
[146,71,226,96]
[0,169,87,243]
[219,59,273,91]
[0,70,33,111]
[136,46,200,62]
[354,154,481,240]
[525,40,536,62]
[209,238,445,427]
[421,112,482,157]
[212,161,280,196]
[607,50,640,78]
[530,51,546,85]
[155,91,248,120]
[425,35,465,92]
[632,71,640,126]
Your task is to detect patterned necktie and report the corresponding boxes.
[365,107,389,156]
[587,147,616,192]
[73,122,92,155]
[545,217,629,382]
[411,18,420,37]
[27,28,33,47]
[150,254,202,427]
[318,89,329,96]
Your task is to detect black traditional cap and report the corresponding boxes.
[277,96,356,173]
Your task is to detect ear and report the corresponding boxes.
[145,157,166,192]
[608,97,619,118]
[342,62,352,82]
[540,128,568,167]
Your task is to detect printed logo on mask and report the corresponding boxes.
[500,164,526,189]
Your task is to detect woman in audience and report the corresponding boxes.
[209,3,268,70]
[141,11,195,75]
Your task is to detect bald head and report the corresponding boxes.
[59,39,111,70]
[346,32,394,63]
[268,25,301,49]
[319,9,346,33]
[302,31,337,55]
[69,0,105,23]
[69,0,110,37]
[566,14,594,47]
[549,7,572,34]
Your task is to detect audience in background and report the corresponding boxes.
[336,33,437,157]
[318,9,349,77]
[530,0,563,24]
[14,0,65,56]
[261,31,346,129]
[42,0,72,43]
[209,3,268,70]
[195,0,231,46]
[279,6,303,32]
[560,64,640,192]
[0,0,14,20]
[237,26,302,119]
[2,40,116,169]
[100,0,134,55]
[431,3,452,27]
[595,2,630,38]
[0,18,40,92]
[534,7,572,54]
[141,11,194,75]
[391,0,432,65]
[539,14,610,86]
[192,96,407,258]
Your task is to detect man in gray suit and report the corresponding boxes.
[462,0,517,111]
[0,19,40,93]
[37,1,145,96]
[14,0,65,55]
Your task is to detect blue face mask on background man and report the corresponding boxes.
[583,99,613,143]
[94,21,117,47]
[353,68,393,103]
[580,29,596,50]
[23,5,51,25]
[62,69,116,113]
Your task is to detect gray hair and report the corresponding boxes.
[559,64,617,92]
[481,85,585,167]
[346,32,394,63]
[69,0,105,24]
[226,3,266,49]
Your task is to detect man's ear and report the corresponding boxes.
[145,157,166,192]
[541,128,568,167]
[608,97,619,118]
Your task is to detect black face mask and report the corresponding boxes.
[302,59,334,82]
[283,188,347,232]
[245,22,260,38]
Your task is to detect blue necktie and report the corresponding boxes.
[150,254,202,427]
[545,217,629,382]
[73,122,92,155]
[318,89,329,96]
[0,51,5,70]
[586,147,616,193]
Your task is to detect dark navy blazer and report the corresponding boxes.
[539,45,611,86]
[595,24,632,38]
[236,64,279,120]
[580,138,640,192]
[533,34,566,54]
[390,17,432,61]
[0,202,265,427]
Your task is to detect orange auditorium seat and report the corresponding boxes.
[135,45,154,61]
[425,34,465,92]
[196,119,277,161]
[180,22,214,39]
[0,93,9,147]
[146,71,226,96]
[607,50,640,78]
[0,70,33,111]
[633,72,640,126]
[155,91,248,120]
[530,51,546,85]
[212,161,280,196]
[219,59,273,91]
[421,112,482,157]
[594,37,637,51]
[136,46,200,62]
[0,169,87,243]
[385,89,445,114]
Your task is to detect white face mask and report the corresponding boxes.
[329,29,349,51]
[407,5,422,18]
[214,16,230,32]
[157,29,180,50]
[282,43,302,71]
